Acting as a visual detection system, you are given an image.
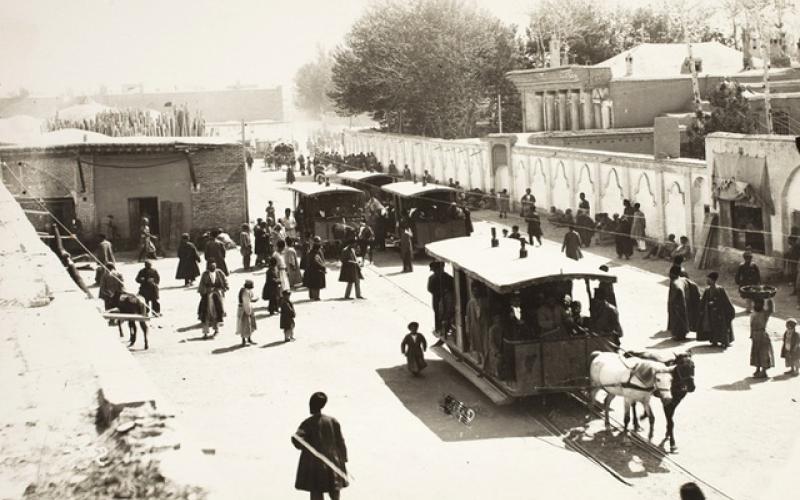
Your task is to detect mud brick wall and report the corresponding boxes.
[189,144,247,239]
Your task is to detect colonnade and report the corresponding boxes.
[522,88,614,133]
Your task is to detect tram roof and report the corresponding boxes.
[381,181,458,198]
[286,182,363,197]
[425,236,616,293]
[337,170,395,182]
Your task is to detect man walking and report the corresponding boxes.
[561,226,583,261]
[94,233,116,285]
[339,242,364,300]
[292,392,348,500]
[520,188,536,216]
[135,260,161,316]
[204,229,229,275]
[698,271,735,348]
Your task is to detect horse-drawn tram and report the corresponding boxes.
[336,170,395,202]
[381,181,467,249]
[425,236,620,405]
[288,181,365,243]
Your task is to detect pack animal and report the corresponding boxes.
[111,293,150,350]
[589,351,674,442]
[627,350,696,453]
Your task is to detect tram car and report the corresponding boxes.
[425,236,619,404]
[288,180,365,245]
[271,142,296,168]
[381,180,467,250]
[336,170,395,203]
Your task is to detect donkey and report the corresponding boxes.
[589,351,674,442]
[112,293,150,350]
[626,350,696,453]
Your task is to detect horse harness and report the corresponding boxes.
[620,363,658,394]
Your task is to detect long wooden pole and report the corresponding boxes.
[292,433,353,483]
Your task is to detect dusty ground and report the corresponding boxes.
[69,167,800,500]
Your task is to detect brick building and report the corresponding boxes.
[0,136,247,250]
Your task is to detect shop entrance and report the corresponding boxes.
[127,197,160,241]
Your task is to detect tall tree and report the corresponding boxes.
[294,48,334,118]
[685,81,759,159]
[329,0,525,138]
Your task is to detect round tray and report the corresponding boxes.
[739,285,777,300]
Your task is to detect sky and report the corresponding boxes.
[0,0,535,97]
[2,0,785,99]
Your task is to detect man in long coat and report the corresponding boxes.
[204,229,229,275]
[303,238,327,301]
[176,233,201,286]
[135,260,161,316]
[697,271,735,347]
[95,233,116,284]
[292,392,348,500]
[667,265,691,340]
[427,262,454,340]
[561,226,583,261]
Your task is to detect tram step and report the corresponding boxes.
[430,344,512,405]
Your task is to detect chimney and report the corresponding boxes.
[625,53,633,77]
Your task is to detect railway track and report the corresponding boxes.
[525,391,735,499]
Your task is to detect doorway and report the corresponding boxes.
[128,197,160,241]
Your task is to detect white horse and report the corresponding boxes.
[589,351,674,441]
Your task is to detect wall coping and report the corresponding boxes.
[707,132,799,144]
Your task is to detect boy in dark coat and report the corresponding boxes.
[281,290,296,342]
[292,392,348,500]
[401,322,428,376]
[263,257,282,315]
[735,250,761,313]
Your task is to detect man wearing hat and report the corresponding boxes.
[427,261,454,343]
[735,249,761,313]
[239,223,253,271]
[135,260,160,316]
[292,392,348,500]
[697,271,735,348]
[667,265,691,340]
[303,237,327,301]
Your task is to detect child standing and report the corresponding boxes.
[781,318,800,375]
[401,322,428,376]
[262,257,282,315]
[280,290,296,342]
[236,280,258,346]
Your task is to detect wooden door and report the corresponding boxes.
[128,198,140,243]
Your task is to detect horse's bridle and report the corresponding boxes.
[671,358,696,393]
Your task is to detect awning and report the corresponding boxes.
[712,153,774,214]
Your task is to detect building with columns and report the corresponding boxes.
[506,66,614,133]
[507,42,800,133]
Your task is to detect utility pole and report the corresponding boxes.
[497,93,503,134]
[745,0,774,134]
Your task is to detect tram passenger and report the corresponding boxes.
[536,295,564,336]
[591,289,623,342]
[466,282,491,363]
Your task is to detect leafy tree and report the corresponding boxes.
[294,48,334,118]
[329,0,525,138]
[525,0,728,67]
[685,81,759,159]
